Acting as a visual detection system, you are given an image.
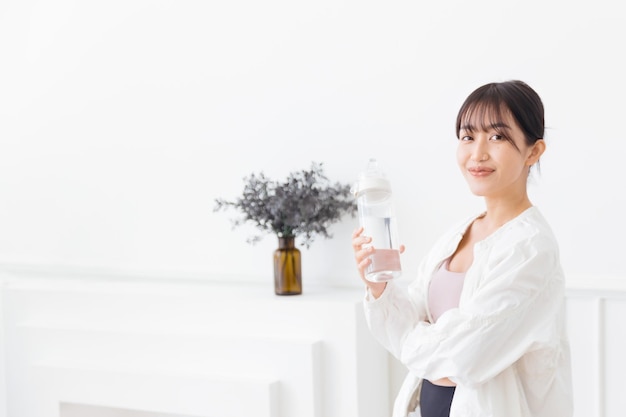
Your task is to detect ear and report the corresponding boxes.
[526,139,546,166]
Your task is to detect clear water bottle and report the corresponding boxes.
[352,158,402,282]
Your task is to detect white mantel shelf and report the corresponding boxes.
[565,274,626,296]
[0,272,390,417]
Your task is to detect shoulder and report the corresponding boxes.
[495,206,560,252]
[478,207,563,274]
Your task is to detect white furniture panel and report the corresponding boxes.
[603,298,626,417]
[60,403,196,417]
[566,281,626,417]
[0,272,389,417]
[565,296,598,417]
[34,364,280,417]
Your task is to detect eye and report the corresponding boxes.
[490,134,506,141]
[459,135,473,142]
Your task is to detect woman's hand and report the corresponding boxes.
[351,227,404,299]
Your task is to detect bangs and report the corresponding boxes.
[456,101,509,136]
[454,80,545,157]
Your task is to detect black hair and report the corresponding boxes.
[455,80,545,150]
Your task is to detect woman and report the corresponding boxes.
[352,80,573,417]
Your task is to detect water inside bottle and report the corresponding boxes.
[362,216,401,282]
[366,248,402,282]
[361,216,397,249]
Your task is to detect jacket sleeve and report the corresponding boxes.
[365,232,565,388]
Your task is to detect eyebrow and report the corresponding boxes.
[460,121,512,132]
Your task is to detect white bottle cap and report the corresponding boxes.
[352,158,391,197]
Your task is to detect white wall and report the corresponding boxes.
[1,1,625,287]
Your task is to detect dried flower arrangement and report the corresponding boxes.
[214,162,356,248]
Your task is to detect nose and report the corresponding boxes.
[470,140,489,162]
[471,153,488,162]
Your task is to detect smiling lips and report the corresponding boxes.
[468,166,495,176]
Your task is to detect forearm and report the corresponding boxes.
[364,282,425,359]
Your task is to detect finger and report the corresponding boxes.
[354,246,374,264]
[356,255,372,278]
[352,235,372,251]
[351,226,364,239]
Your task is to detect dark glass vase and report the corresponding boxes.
[273,236,302,295]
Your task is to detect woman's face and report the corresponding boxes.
[456,108,543,200]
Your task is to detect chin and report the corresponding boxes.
[465,183,489,197]
[470,191,487,197]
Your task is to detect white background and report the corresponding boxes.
[1,0,624,288]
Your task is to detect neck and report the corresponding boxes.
[481,195,533,230]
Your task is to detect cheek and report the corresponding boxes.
[502,154,528,174]
[456,147,468,170]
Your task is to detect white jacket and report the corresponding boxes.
[364,207,573,417]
